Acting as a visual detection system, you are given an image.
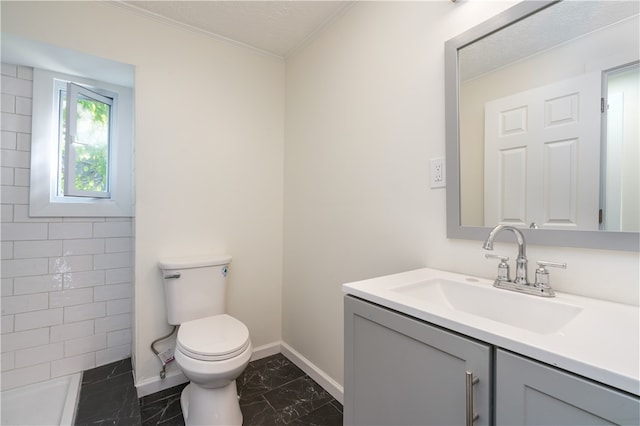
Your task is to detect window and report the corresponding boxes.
[31,68,133,217]
[57,81,113,198]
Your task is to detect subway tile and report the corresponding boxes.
[62,217,103,223]
[15,97,31,115]
[1,258,49,278]
[1,327,49,352]
[64,302,105,323]
[50,320,94,343]
[1,93,15,113]
[107,329,131,348]
[105,267,132,285]
[48,222,93,239]
[1,204,13,222]
[106,298,132,316]
[1,314,14,333]
[63,270,105,289]
[0,112,31,133]
[1,166,14,185]
[0,185,28,204]
[1,362,50,390]
[1,131,17,149]
[2,63,17,77]
[17,66,33,81]
[65,333,106,357]
[13,274,62,295]
[1,277,13,296]
[95,313,131,334]
[94,252,132,270]
[1,241,13,259]
[14,343,63,368]
[1,222,48,241]
[14,307,63,331]
[0,75,32,97]
[0,148,29,168]
[13,240,62,259]
[0,292,48,315]
[49,254,93,274]
[93,221,132,238]
[16,133,30,151]
[105,237,132,253]
[94,283,131,302]
[1,351,15,371]
[51,352,95,378]
[63,238,105,255]
[49,288,93,308]
[95,344,131,367]
[13,167,29,186]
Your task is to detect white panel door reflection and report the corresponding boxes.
[484,73,601,230]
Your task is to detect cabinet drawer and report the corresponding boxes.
[496,349,640,425]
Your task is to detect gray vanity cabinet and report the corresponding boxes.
[344,295,492,426]
[496,349,640,425]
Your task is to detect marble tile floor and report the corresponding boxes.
[74,354,343,426]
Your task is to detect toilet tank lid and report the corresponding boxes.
[158,255,232,270]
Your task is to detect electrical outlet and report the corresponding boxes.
[430,157,446,188]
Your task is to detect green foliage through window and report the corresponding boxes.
[58,84,112,197]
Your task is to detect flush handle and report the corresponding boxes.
[164,273,181,279]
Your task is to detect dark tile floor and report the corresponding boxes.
[75,354,343,426]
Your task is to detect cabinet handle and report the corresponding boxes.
[465,371,480,426]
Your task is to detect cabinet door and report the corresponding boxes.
[496,349,640,425]
[344,296,492,426]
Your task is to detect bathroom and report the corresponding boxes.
[1,0,638,424]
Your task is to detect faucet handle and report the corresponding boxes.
[485,253,510,282]
[534,260,567,289]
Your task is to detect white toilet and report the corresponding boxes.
[159,255,252,426]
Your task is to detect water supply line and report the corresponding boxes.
[150,325,177,379]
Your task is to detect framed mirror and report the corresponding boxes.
[445,0,639,251]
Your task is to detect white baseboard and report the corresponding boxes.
[280,341,344,404]
[250,341,281,362]
[135,340,345,405]
[135,368,188,398]
[135,341,282,397]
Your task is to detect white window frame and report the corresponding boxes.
[30,68,133,217]
[62,82,114,199]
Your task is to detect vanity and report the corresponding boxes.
[343,268,640,425]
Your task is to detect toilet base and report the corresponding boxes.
[180,381,243,426]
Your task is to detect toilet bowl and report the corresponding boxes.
[159,255,252,426]
[174,314,252,425]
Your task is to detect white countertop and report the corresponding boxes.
[343,267,640,396]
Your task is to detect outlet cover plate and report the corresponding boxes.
[430,157,446,188]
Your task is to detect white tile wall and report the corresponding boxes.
[0,63,134,390]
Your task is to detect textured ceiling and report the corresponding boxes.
[118,1,353,58]
[460,1,640,81]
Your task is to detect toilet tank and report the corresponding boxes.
[158,255,232,325]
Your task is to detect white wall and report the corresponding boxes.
[283,0,640,389]
[1,63,134,390]
[1,1,285,390]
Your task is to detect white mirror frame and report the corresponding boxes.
[445,0,639,252]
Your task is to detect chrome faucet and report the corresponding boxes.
[483,225,529,285]
[483,225,565,297]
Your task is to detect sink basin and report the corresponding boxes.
[390,278,582,334]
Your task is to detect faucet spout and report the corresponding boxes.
[483,225,528,285]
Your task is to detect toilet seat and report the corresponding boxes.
[177,314,250,362]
